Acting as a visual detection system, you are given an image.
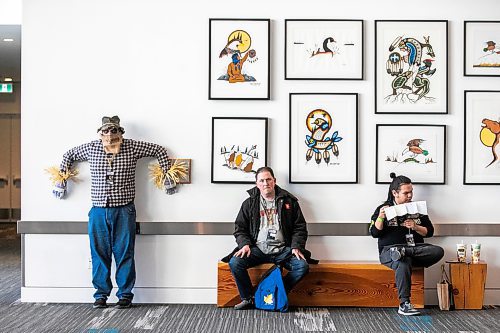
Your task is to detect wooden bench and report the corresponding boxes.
[217,261,424,308]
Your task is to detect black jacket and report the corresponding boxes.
[222,185,317,264]
[369,200,435,254]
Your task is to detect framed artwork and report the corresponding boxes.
[209,19,270,100]
[464,21,500,77]
[376,124,446,184]
[464,91,500,184]
[375,20,448,114]
[289,93,358,183]
[211,117,268,183]
[285,19,364,80]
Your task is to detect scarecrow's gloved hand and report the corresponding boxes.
[164,177,177,195]
[52,180,67,199]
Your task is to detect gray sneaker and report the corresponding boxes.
[234,298,253,310]
[398,301,420,316]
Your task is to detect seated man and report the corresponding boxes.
[223,166,315,310]
[369,173,444,316]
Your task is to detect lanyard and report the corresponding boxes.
[105,153,116,169]
[261,196,276,227]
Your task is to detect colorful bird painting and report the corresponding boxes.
[402,139,429,158]
[304,109,343,164]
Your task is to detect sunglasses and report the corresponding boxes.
[101,127,119,134]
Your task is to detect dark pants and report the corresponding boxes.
[88,202,137,301]
[380,243,444,304]
[228,246,309,301]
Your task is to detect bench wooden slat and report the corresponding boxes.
[217,261,424,308]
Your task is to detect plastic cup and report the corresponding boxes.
[471,243,481,263]
[457,243,467,262]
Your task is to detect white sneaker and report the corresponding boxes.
[234,298,253,310]
[398,301,421,316]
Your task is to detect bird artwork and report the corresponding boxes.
[219,38,241,58]
[474,40,500,68]
[402,139,429,162]
[385,136,437,165]
[219,30,250,58]
[311,37,339,58]
[304,109,343,164]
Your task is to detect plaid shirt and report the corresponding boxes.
[60,139,170,207]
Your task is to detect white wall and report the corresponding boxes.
[21,0,500,303]
[0,0,21,24]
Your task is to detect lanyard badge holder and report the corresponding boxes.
[406,221,415,247]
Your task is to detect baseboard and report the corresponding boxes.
[21,287,216,304]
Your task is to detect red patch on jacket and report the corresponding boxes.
[285,203,291,210]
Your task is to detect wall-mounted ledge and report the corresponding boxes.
[17,221,500,237]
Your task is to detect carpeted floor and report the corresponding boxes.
[1,223,499,333]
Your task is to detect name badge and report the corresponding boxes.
[267,229,277,241]
[406,233,415,247]
[106,171,114,185]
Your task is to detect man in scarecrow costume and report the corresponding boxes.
[53,116,175,309]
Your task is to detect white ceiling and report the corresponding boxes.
[0,25,21,82]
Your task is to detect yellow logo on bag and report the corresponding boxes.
[264,293,273,305]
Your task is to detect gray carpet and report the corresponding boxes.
[1,224,499,333]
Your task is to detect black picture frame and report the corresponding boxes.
[376,124,446,184]
[464,21,500,77]
[375,20,448,114]
[211,117,268,184]
[208,18,270,100]
[284,19,364,80]
[289,93,358,184]
[464,90,500,184]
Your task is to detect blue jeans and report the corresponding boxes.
[88,202,136,301]
[228,246,309,301]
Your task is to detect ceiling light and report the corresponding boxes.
[2,38,14,42]
[4,78,13,82]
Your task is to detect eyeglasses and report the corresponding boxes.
[101,127,119,134]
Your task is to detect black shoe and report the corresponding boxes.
[398,301,421,316]
[115,298,132,309]
[93,298,107,309]
[234,298,253,310]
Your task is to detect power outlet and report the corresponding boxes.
[87,257,92,269]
